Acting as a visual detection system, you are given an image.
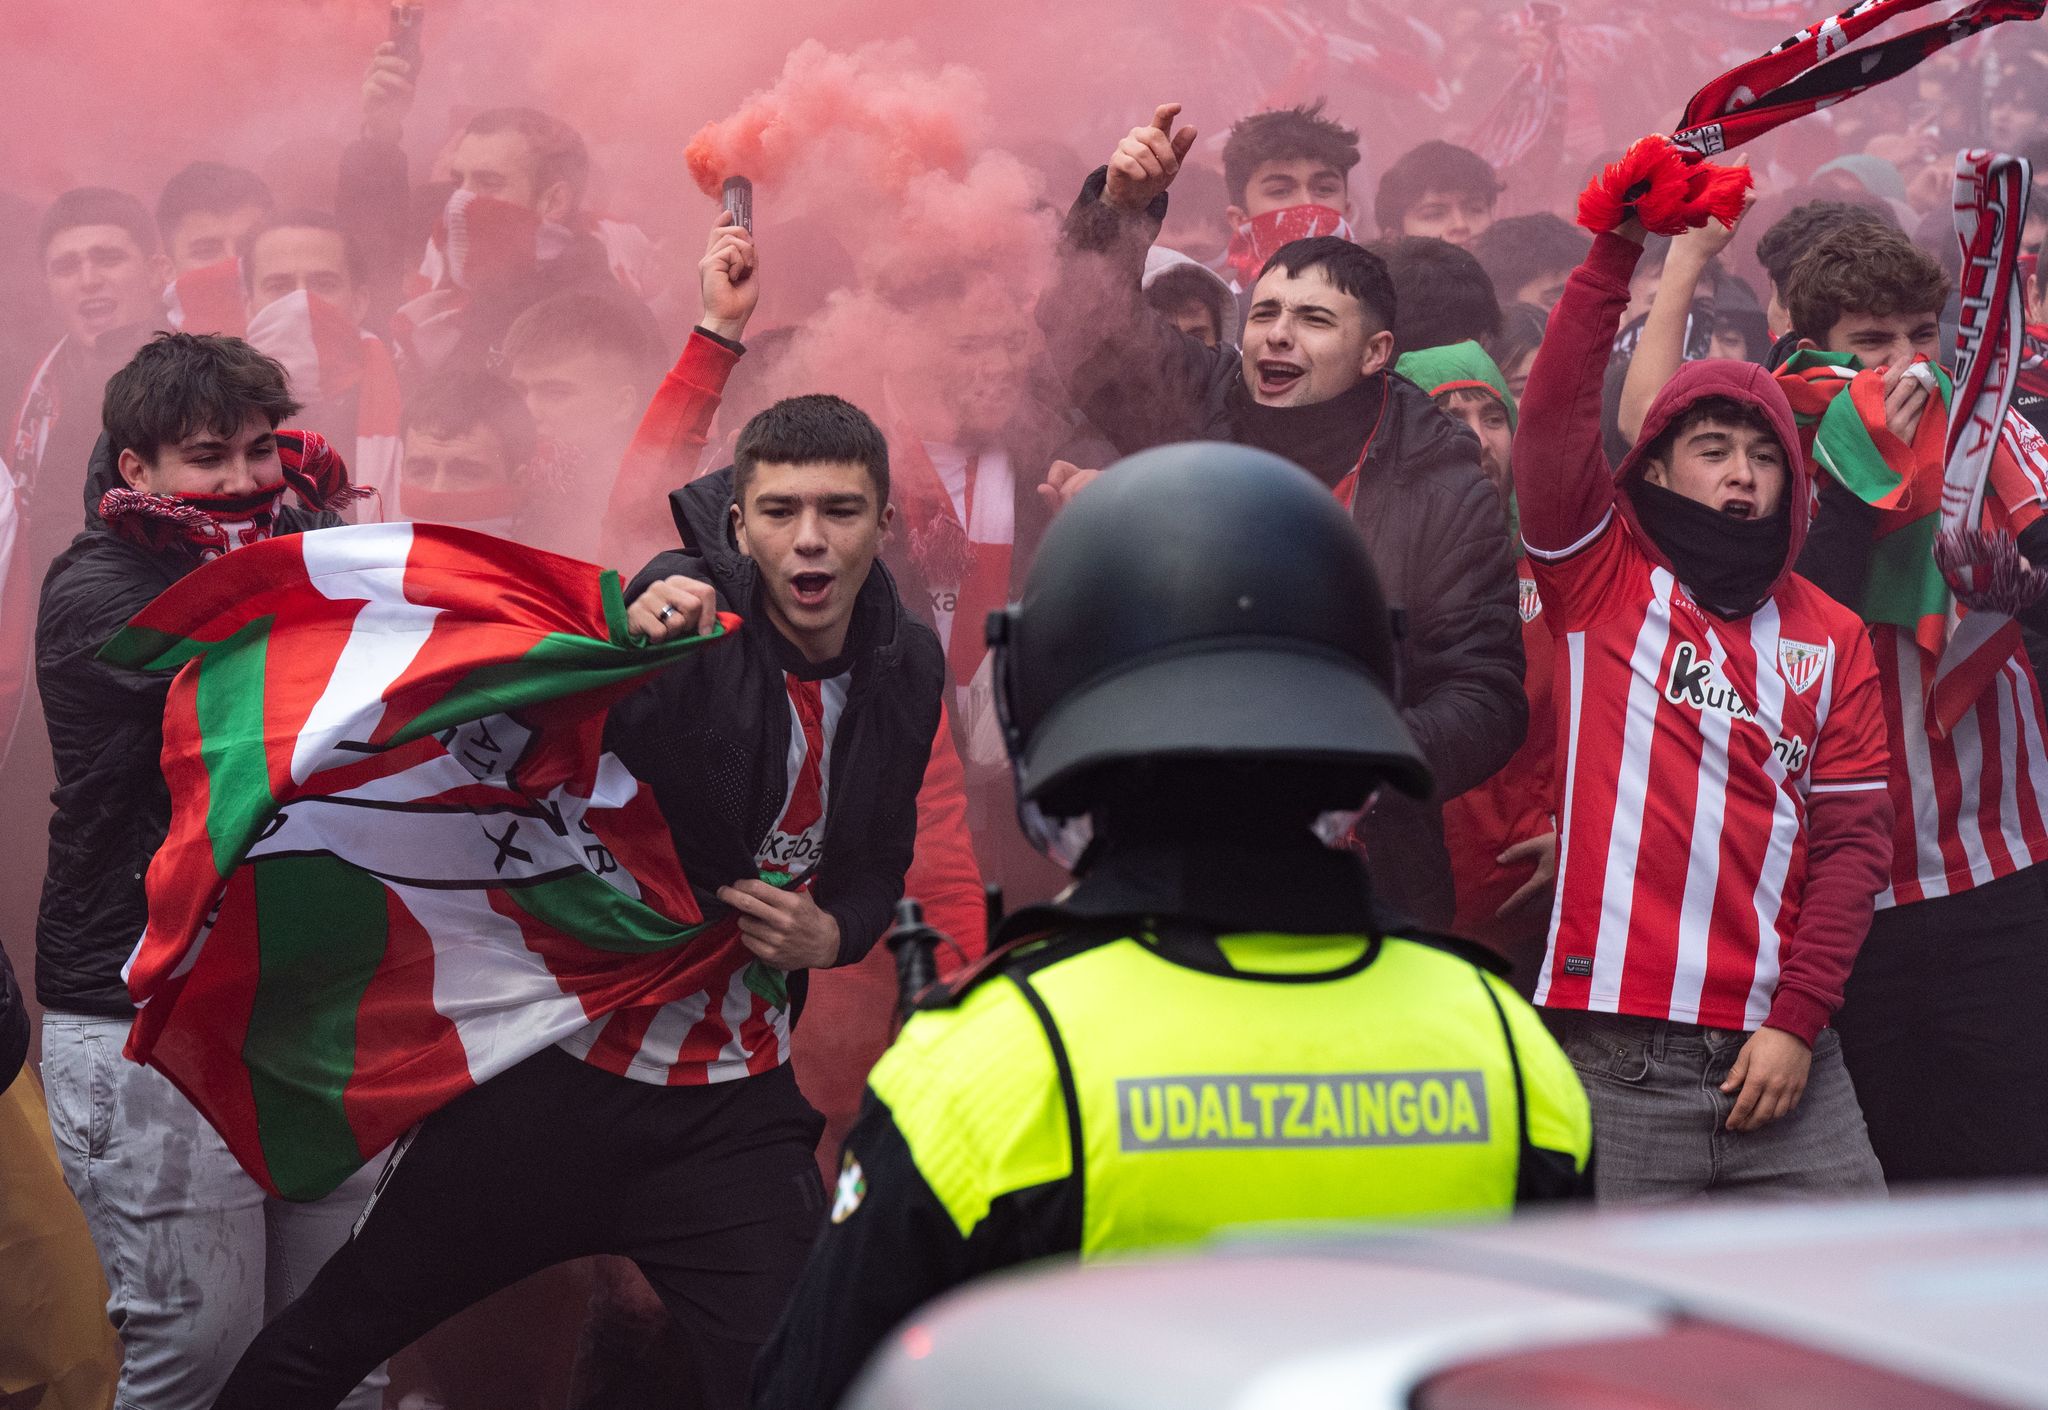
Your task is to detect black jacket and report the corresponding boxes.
[33,440,336,1016]
[1037,170,1527,928]
[0,943,26,1091]
[605,468,945,985]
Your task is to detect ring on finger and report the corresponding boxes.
[656,604,678,624]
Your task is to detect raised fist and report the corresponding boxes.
[1104,103,1199,215]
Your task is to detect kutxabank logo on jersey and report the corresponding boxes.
[1662,640,1811,773]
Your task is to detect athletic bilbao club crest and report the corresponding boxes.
[1777,639,1826,695]
[1518,578,1543,624]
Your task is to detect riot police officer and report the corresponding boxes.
[752,443,1592,1410]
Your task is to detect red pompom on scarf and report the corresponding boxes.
[277,429,373,513]
[1577,135,1754,237]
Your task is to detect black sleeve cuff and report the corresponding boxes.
[1063,166,1169,254]
[693,325,747,356]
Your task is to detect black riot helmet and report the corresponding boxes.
[987,442,1431,824]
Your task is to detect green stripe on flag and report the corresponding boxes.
[600,568,633,645]
[505,871,713,952]
[1812,409,1903,505]
[390,623,728,748]
[99,622,204,672]
[193,618,281,877]
[243,855,391,1202]
[1860,514,1950,632]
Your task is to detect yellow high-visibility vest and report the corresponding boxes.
[868,929,1592,1256]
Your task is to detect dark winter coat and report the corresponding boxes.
[1037,169,1527,928]
[34,439,337,1016]
[606,467,946,984]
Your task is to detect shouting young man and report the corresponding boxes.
[216,394,946,1410]
[1517,191,1893,1202]
[1041,103,1525,929]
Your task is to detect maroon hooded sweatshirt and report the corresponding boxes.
[1512,231,1893,1043]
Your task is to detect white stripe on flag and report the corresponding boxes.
[395,881,595,1084]
[292,525,434,785]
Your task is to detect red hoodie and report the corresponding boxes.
[1512,232,1893,1043]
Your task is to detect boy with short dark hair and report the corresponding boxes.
[217,389,946,1410]
[1752,199,1895,343]
[36,332,383,1410]
[1517,190,1894,1203]
[1375,140,1501,245]
[503,289,671,558]
[16,188,169,580]
[1217,102,1363,294]
[397,369,538,535]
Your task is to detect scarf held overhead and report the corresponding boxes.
[1672,0,2044,157]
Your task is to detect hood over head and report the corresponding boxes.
[1143,245,1236,302]
[1396,340,1517,431]
[1614,357,1810,604]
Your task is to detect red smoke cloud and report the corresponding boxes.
[684,42,983,198]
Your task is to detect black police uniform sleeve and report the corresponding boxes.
[750,1091,1076,1410]
[1036,167,1240,457]
[1476,968,1595,1203]
[756,975,1077,1406]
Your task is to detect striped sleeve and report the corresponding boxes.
[1990,410,2048,532]
[1809,615,1892,794]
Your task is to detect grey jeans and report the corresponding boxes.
[40,1013,389,1410]
[1548,1010,1887,1204]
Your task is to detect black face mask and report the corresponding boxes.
[1228,376,1384,490]
[1627,477,1789,618]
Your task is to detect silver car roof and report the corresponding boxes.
[847,1187,2048,1409]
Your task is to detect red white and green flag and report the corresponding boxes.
[104,523,740,1201]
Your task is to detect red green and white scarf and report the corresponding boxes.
[1777,151,2046,737]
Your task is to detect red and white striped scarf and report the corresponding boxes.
[1672,0,2043,157]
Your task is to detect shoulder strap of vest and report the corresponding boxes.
[910,921,1126,1012]
[1467,964,1539,1195]
[1392,928,1515,978]
[1003,960,1087,1245]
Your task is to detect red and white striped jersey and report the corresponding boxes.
[1868,416,2048,907]
[561,670,851,1085]
[1872,631,2048,907]
[1529,514,1890,1030]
